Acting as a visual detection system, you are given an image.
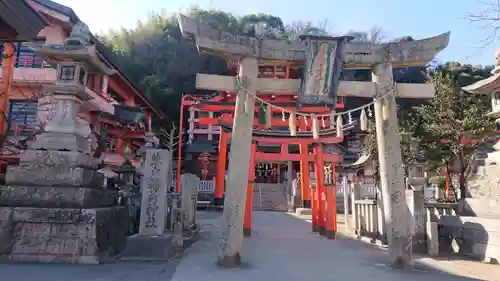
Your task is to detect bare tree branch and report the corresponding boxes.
[465,0,500,54]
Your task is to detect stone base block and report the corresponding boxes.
[312,224,319,233]
[318,226,327,236]
[6,164,103,188]
[302,200,311,208]
[439,215,500,262]
[118,234,173,261]
[19,150,99,169]
[0,206,129,264]
[326,230,336,240]
[217,254,242,268]
[213,197,224,207]
[0,185,116,208]
[412,233,428,254]
[30,132,88,152]
[295,208,312,216]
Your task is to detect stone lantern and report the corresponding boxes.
[25,23,116,152]
[462,48,500,163]
[0,22,129,264]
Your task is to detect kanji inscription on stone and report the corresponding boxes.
[139,149,172,235]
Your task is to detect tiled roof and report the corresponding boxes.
[31,0,164,118]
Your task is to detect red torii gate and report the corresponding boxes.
[208,114,343,238]
[176,90,345,237]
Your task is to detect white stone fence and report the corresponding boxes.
[424,202,458,222]
[351,199,385,240]
[173,178,216,193]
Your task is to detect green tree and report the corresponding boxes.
[413,62,495,197]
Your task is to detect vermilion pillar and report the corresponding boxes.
[299,143,311,207]
[311,187,318,232]
[243,141,257,237]
[0,43,15,133]
[313,144,326,236]
[299,117,311,207]
[215,130,228,205]
[325,163,337,239]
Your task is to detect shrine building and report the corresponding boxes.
[0,0,163,169]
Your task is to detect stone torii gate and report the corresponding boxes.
[178,14,449,268]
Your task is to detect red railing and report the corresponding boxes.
[89,87,115,103]
[14,56,53,69]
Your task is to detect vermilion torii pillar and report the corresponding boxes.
[215,130,228,203]
[313,144,326,235]
[243,141,257,237]
[299,120,311,208]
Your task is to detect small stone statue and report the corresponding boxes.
[65,22,91,46]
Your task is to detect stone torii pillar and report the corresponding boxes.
[372,62,411,267]
[217,57,258,266]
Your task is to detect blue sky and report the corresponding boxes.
[55,0,498,65]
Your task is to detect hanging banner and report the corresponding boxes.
[298,35,353,109]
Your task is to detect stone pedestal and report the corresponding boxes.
[0,150,128,263]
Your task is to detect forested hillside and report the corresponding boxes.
[100,7,426,129]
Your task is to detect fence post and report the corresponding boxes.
[376,184,386,243]
[343,177,349,230]
[350,183,360,232]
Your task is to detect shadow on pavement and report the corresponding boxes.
[284,212,496,281]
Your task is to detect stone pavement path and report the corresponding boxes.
[0,260,180,281]
[171,211,489,281]
[1,211,498,281]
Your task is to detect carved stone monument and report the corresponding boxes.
[0,23,128,264]
[119,148,174,261]
[138,148,172,235]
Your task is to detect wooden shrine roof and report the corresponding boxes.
[0,0,46,42]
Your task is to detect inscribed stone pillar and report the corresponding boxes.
[218,56,258,267]
[372,62,412,267]
[180,173,200,229]
[139,149,172,235]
